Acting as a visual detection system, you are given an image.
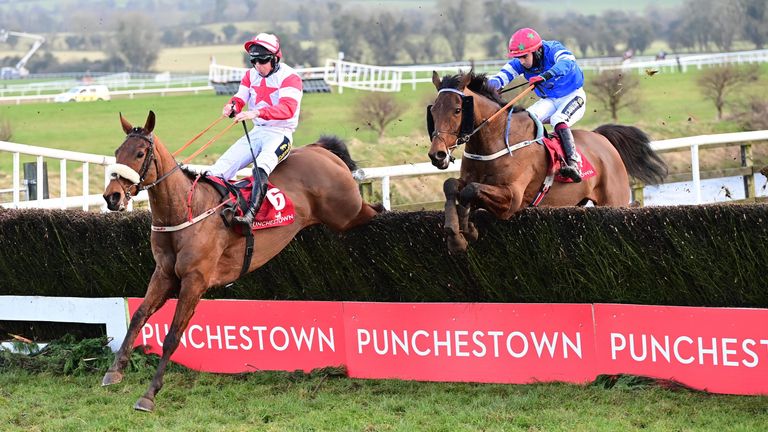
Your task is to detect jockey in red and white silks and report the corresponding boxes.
[210,33,303,228]
[488,28,586,182]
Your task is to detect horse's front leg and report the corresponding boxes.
[134,271,206,412]
[102,268,178,387]
[459,182,523,220]
[443,178,468,253]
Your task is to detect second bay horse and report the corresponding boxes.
[428,71,668,252]
[101,111,382,411]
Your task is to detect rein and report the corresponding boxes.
[435,85,535,160]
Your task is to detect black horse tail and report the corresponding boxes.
[594,124,668,185]
[315,135,358,172]
[315,135,386,214]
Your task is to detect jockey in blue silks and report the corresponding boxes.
[487,28,586,182]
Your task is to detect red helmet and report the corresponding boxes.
[507,28,542,58]
[244,33,282,59]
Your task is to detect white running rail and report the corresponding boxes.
[2,130,767,211]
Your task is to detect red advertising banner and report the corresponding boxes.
[128,299,768,395]
[343,302,597,384]
[128,298,346,373]
[593,304,768,395]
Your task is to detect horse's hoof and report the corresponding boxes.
[446,234,468,253]
[134,396,155,412]
[463,226,479,243]
[101,371,123,386]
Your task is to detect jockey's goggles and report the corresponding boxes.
[250,55,274,65]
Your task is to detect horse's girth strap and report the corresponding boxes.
[151,198,233,232]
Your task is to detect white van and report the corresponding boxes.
[54,85,111,103]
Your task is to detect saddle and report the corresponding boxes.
[203,175,295,234]
[541,133,596,183]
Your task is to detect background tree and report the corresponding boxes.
[355,93,407,139]
[404,39,429,64]
[437,0,470,61]
[161,28,185,47]
[221,24,237,43]
[564,14,598,58]
[740,0,767,49]
[363,12,408,65]
[625,17,653,54]
[296,5,314,40]
[696,64,759,120]
[678,0,713,51]
[332,13,365,62]
[483,0,538,57]
[274,29,319,67]
[709,1,745,51]
[593,11,630,56]
[186,28,217,45]
[587,70,641,121]
[107,12,160,72]
[243,0,258,16]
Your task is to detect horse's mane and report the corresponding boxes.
[439,71,525,113]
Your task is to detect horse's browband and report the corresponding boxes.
[438,88,465,96]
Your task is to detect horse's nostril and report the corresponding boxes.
[436,151,447,160]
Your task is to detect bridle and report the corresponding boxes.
[428,88,480,160]
[106,127,181,201]
[428,84,540,162]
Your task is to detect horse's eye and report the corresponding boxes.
[454,107,462,115]
[136,151,145,158]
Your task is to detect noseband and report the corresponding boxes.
[106,127,180,200]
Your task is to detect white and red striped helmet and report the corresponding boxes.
[243,33,282,59]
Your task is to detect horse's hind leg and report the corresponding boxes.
[134,274,205,412]
[102,269,178,387]
[443,178,468,252]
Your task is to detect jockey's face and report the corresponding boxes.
[250,51,275,76]
[516,52,534,69]
[254,59,274,76]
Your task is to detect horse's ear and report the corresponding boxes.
[432,71,441,90]
[458,70,472,90]
[144,110,156,134]
[119,112,133,134]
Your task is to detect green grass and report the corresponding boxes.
[1,368,768,431]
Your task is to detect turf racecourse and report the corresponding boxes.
[2,368,768,431]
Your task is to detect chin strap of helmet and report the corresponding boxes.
[532,47,544,69]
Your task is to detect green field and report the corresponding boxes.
[2,367,767,431]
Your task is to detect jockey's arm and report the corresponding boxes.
[226,76,253,114]
[541,50,577,81]
[488,61,522,90]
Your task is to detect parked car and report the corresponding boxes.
[53,85,111,103]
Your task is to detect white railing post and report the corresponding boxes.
[82,162,89,211]
[691,143,701,204]
[60,159,67,209]
[381,175,391,210]
[12,151,20,206]
[36,155,44,203]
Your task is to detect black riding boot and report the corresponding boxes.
[556,125,582,183]
[233,167,269,228]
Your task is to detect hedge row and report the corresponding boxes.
[1,205,767,307]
